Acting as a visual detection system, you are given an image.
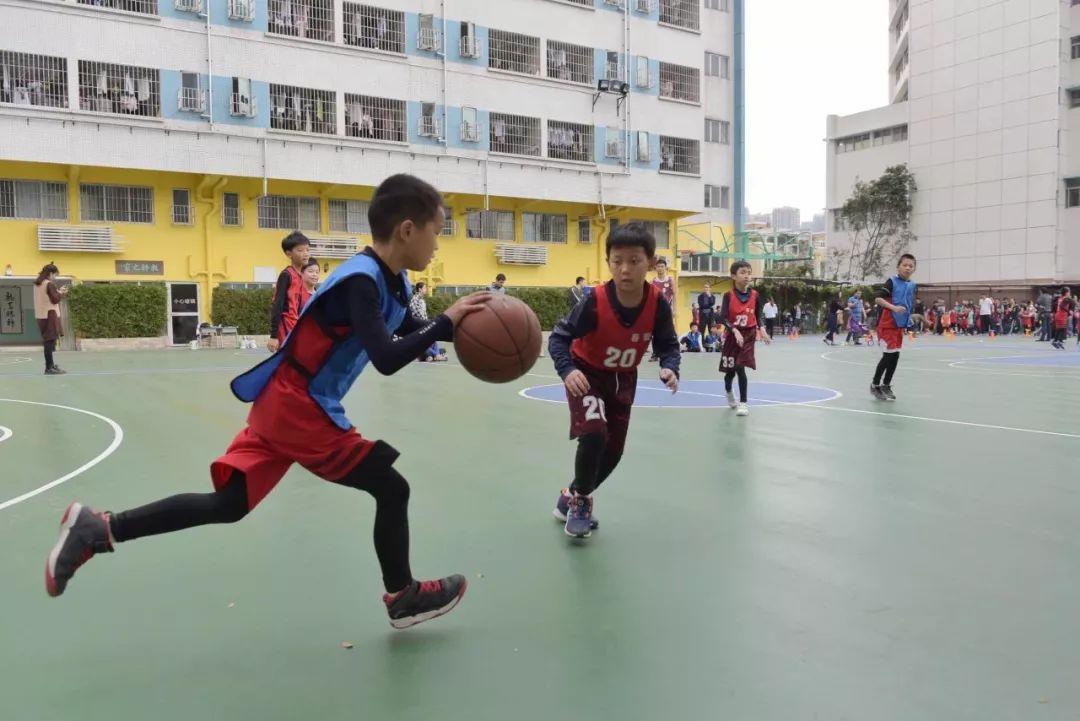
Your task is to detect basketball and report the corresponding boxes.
[454,295,542,383]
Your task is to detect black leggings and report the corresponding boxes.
[764,318,775,338]
[724,367,748,403]
[108,441,413,593]
[872,352,900,385]
[570,433,622,497]
[43,339,56,370]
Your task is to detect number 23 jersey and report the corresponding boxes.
[571,282,660,372]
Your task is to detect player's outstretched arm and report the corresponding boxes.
[653,298,681,386]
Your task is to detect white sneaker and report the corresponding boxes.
[726,391,737,409]
[735,403,750,417]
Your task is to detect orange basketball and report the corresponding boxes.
[454,295,542,383]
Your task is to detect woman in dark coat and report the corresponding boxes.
[33,263,67,375]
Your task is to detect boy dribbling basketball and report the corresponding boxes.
[547,223,681,538]
[43,174,491,630]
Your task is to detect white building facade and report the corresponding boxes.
[0,0,738,229]
[826,0,1080,287]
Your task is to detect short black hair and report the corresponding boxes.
[414,281,426,292]
[1061,286,1071,295]
[730,260,751,275]
[495,273,506,282]
[575,276,585,284]
[606,221,656,258]
[899,253,917,265]
[368,174,444,242]
[281,231,310,253]
[690,322,698,329]
[302,258,320,269]
[655,257,667,266]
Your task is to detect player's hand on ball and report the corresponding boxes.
[733,328,744,347]
[564,369,590,397]
[659,368,678,394]
[267,338,280,352]
[444,291,492,326]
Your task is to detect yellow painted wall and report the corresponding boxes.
[1,160,682,322]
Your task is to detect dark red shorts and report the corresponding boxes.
[567,365,636,456]
[878,314,904,351]
[211,366,375,509]
[720,330,757,370]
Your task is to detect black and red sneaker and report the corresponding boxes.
[383,575,467,630]
[45,502,113,597]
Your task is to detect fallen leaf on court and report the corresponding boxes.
[1037,698,1047,704]
[477,573,484,579]
[341,642,354,650]
[227,602,235,608]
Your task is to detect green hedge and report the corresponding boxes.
[68,283,167,338]
[212,287,274,335]
[427,288,570,331]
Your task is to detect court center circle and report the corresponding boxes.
[520,380,841,409]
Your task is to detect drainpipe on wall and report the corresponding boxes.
[67,165,80,226]
[192,175,229,320]
[205,6,214,129]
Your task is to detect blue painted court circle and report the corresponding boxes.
[520,380,841,408]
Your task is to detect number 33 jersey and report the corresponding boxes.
[571,282,660,372]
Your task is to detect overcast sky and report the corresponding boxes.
[744,0,889,219]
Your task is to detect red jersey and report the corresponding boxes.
[651,276,674,307]
[725,288,759,330]
[271,266,312,342]
[571,282,659,372]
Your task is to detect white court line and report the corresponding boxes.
[946,353,1080,369]
[0,356,32,367]
[802,404,1080,440]
[819,349,1080,379]
[0,399,124,511]
[0,426,11,443]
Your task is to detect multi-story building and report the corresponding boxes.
[0,0,740,343]
[826,0,1080,289]
[770,205,799,232]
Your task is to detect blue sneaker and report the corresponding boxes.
[563,494,594,538]
[553,489,599,530]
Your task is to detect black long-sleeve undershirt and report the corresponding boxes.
[269,269,293,340]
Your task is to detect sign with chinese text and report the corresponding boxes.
[115,260,164,276]
[0,286,23,334]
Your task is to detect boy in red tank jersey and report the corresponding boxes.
[547,223,681,538]
[718,260,770,417]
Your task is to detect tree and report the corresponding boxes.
[832,165,917,281]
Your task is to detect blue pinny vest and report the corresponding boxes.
[888,275,916,328]
[230,252,410,430]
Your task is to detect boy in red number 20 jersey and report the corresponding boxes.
[547,223,681,539]
[718,260,770,417]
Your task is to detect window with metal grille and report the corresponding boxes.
[605,51,623,81]
[488,29,540,75]
[329,199,371,233]
[222,192,242,226]
[1071,89,1080,109]
[178,72,204,113]
[76,0,158,15]
[229,0,255,20]
[172,189,193,225]
[490,113,541,156]
[1068,187,1080,208]
[720,120,730,144]
[0,51,68,109]
[461,107,481,142]
[80,184,154,224]
[230,77,256,117]
[344,4,405,53]
[270,83,336,135]
[460,22,481,58]
[417,14,441,51]
[523,213,567,243]
[547,40,593,84]
[268,0,335,41]
[721,186,730,209]
[659,62,699,102]
[630,219,669,248]
[659,0,699,31]
[547,120,593,162]
[578,216,590,243]
[553,0,592,6]
[78,61,160,117]
[705,0,729,9]
[418,102,441,138]
[441,208,455,236]
[0,180,67,220]
[659,136,699,174]
[704,184,719,208]
[705,52,729,79]
[604,126,624,159]
[466,210,514,240]
[175,0,204,14]
[257,195,320,230]
[344,94,405,142]
[1073,36,1080,60]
